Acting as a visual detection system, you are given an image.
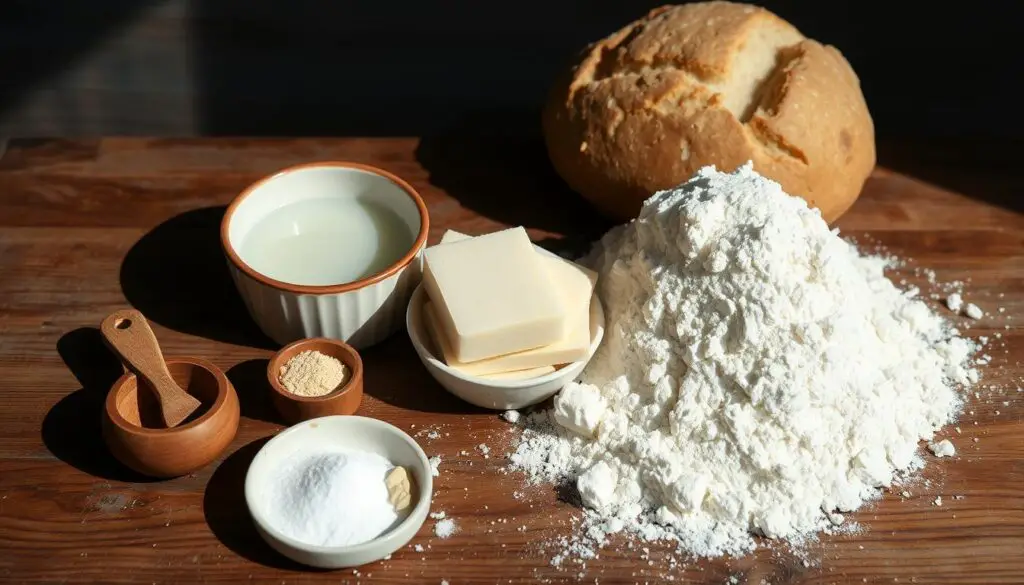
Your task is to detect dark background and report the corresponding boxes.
[0,0,1017,139]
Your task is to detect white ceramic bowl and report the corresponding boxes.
[221,162,429,349]
[244,415,432,569]
[406,284,605,410]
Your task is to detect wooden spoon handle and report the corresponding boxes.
[101,309,176,385]
[100,309,200,426]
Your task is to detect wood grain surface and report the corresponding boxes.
[0,137,1021,585]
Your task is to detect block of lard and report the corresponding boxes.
[421,301,559,379]
[480,365,557,381]
[423,226,568,362]
[420,230,597,375]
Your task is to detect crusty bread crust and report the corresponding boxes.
[542,1,875,223]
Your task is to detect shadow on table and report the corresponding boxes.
[555,479,583,508]
[414,113,613,256]
[225,358,282,425]
[358,332,487,415]
[119,206,276,350]
[43,327,159,483]
[203,437,322,571]
[877,139,1024,215]
[117,203,514,416]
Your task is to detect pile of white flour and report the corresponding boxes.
[510,163,978,558]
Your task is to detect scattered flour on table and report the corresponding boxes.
[434,518,458,538]
[414,425,447,441]
[428,456,442,477]
[509,163,979,561]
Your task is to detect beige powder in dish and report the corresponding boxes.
[279,350,349,397]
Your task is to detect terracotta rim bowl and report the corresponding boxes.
[267,337,365,423]
[220,161,430,295]
[102,356,240,478]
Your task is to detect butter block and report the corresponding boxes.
[480,365,557,381]
[424,299,584,375]
[423,226,567,362]
[440,229,596,364]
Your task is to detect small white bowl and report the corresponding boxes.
[221,162,429,349]
[245,415,432,569]
[406,284,605,410]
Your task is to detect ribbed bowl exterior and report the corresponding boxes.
[228,251,423,350]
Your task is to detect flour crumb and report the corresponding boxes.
[945,294,963,313]
[933,496,943,507]
[502,410,522,424]
[928,439,956,458]
[413,544,424,552]
[428,456,442,477]
[430,511,447,520]
[965,303,984,320]
[435,518,458,538]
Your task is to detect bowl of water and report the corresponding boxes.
[221,162,430,349]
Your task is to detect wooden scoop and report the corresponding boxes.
[101,309,203,427]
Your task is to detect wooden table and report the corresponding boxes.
[0,138,1022,584]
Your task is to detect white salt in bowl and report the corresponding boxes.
[405,283,605,410]
[244,415,432,569]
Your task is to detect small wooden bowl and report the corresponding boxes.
[267,337,364,423]
[102,357,240,478]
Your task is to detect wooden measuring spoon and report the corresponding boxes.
[101,309,203,427]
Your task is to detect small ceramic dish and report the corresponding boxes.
[245,416,432,569]
[405,284,606,410]
[102,357,240,478]
[221,162,430,349]
[267,337,364,424]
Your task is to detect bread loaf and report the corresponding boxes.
[542,2,875,223]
